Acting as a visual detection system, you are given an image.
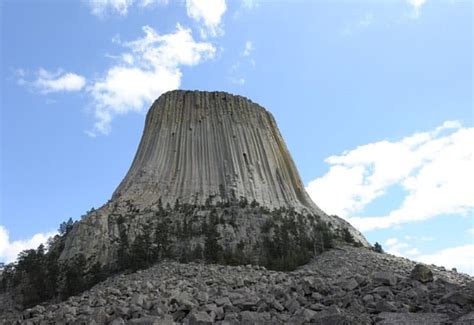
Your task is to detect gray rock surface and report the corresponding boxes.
[3,91,471,324]
[2,246,473,324]
[58,90,368,267]
[411,263,434,283]
[376,312,450,324]
[114,90,322,215]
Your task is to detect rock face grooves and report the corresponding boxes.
[113,90,324,215]
[56,90,368,267]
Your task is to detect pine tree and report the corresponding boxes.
[88,262,107,286]
[154,220,171,260]
[342,227,355,243]
[373,242,384,253]
[204,223,221,263]
[117,217,130,270]
[191,244,204,261]
[15,245,47,306]
[130,227,152,271]
[58,218,74,235]
[63,254,86,298]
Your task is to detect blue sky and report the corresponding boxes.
[1,0,473,273]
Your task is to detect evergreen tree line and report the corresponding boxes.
[0,198,372,309]
[0,219,107,308]
[260,215,334,271]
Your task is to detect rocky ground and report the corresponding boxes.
[1,246,473,324]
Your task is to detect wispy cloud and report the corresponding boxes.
[186,0,227,38]
[241,0,258,10]
[16,68,86,94]
[384,236,431,256]
[416,244,474,275]
[407,0,427,19]
[34,69,86,93]
[384,237,410,256]
[382,236,473,275]
[0,225,57,264]
[229,40,255,85]
[243,41,254,57]
[15,24,215,136]
[306,121,474,231]
[88,0,166,17]
[88,24,216,135]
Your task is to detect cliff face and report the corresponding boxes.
[113,90,322,214]
[59,90,368,266]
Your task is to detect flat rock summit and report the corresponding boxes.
[1,90,472,324]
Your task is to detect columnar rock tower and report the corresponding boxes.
[60,90,368,267]
[113,90,324,214]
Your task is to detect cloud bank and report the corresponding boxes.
[88,0,166,17]
[88,24,216,135]
[0,226,57,264]
[186,0,227,37]
[306,121,474,231]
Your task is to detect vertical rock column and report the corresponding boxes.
[112,90,325,215]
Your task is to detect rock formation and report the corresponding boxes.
[4,246,473,324]
[58,90,368,267]
[114,90,321,213]
[1,90,473,324]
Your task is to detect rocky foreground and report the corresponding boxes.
[2,246,473,324]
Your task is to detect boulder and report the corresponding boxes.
[128,316,162,325]
[170,292,197,311]
[187,311,213,325]
[375,301,398,313]
[410,264,434,283]
[214,297,232,307]
[343,278,359,291]
[109,318,125,325]
[376,312,449,324]
[454,311,474,325]
[440,291,470,307]
[239,311,270,323]
[372,286,394,299]
[284,298,300,314]
[372,272,397,286]
[300,308,317,322]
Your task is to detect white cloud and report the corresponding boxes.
[243,41,253,57]
[89,0,133,16]
[242,0,258,9]
[415,244,474,275]
[14,68,27,86]
[405,248,420,255]
[407,0,426,18]
[228,41,255,85]
[0,226,57,264]
[384,238,399,246]
[186,0,227,37]
[88,24,215,135]
[229,62,245,85]
[383,237,410,256]
[382,237,473,274]
[230,77,245,85]
[306,121,474,231]
[88,0,165,17]
[34,69,86,93]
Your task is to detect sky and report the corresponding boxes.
[1,0,473,274]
